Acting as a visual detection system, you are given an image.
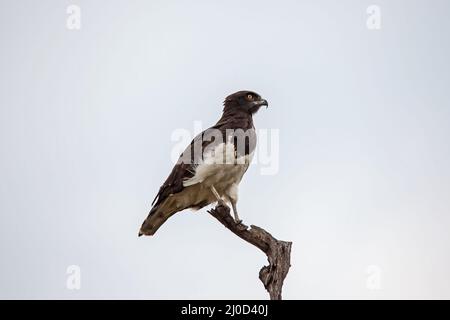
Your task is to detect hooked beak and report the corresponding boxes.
[261,99,269,108]
[248,98,268,114]
[253,99,268,108]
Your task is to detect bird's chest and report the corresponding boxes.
[204,159,250,188]
[183,142,253,189]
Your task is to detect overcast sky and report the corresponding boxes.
[1,0,450,299]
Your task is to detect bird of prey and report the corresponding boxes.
[139,90,268,236]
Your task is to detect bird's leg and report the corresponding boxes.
[210,185,226,207]
[231,201,242,225]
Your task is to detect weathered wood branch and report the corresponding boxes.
[208,204,292,300]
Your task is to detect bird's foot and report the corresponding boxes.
[235,218,243,225]
[217,199,227,207]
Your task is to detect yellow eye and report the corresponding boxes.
[247,94,253,100]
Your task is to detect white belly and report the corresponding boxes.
[180,142,253,206]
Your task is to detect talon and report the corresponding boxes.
[235,219,243,225]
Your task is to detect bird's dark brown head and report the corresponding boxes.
[223,90,268,115]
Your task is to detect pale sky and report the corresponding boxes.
[1,0,449,299]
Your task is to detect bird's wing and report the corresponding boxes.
[150,130,214,208]
[140,131,217,236]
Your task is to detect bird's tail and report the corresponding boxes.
[138,204,176,237]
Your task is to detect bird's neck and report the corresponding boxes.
[215,109,254,130]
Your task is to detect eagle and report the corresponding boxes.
[139,90,268,236]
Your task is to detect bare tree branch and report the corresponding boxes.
[208,204,292,300]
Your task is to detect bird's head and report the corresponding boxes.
[223,90,268,115]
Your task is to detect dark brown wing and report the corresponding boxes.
[150,130,213,208]
[150,162,194,207]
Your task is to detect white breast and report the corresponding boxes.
[183,142,253,190]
